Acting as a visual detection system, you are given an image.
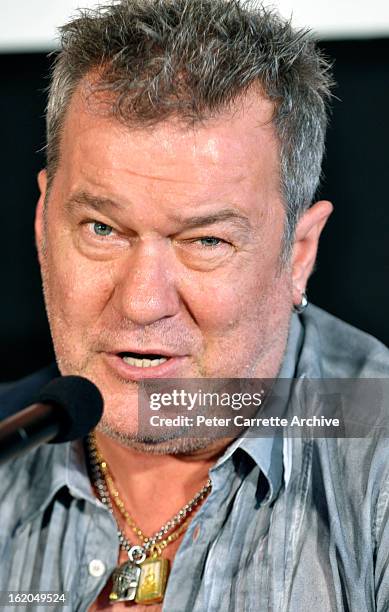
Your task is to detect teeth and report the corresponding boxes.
[122,356,168,368]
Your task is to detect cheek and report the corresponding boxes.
[183,260,271,334]
[42,240,115,330]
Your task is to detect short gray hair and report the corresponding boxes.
[46,0,333,259]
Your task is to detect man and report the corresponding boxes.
[1,0,389,610]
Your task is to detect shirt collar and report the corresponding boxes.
[18,437,99,527]
[211,312,304,504]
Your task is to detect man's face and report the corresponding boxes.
[36,85,295,442]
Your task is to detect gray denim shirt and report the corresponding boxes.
[1,304,389,612]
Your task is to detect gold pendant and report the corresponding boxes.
[109,559,141,602]
[135,557,170,605]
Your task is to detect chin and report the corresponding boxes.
[96,420,214,455]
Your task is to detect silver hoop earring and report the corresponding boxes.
[293,291,308,314]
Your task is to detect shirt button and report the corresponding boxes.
[88,559,106,577]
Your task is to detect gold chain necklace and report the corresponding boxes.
[86,433,212,606]
[105,470,191,555]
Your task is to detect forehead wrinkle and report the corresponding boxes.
[109,164,246,186]
[122,169,201,185]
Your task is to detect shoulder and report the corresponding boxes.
[295,305,389,514]
[0,364,67,532]
[299,304,389,377]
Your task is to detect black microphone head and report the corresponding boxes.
[35,376,104,442]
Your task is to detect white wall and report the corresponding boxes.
[1,0,389,52]
[276,0,389,38]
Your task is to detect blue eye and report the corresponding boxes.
[199,237,222,247]
[93,222,113,236]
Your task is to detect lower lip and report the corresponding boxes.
[103,353,188,381]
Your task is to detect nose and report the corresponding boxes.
[112,240,181,326]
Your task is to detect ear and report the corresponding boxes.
[291,200,333,307]
[35,169,48,266]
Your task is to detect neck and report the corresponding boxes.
[92,430,229,536]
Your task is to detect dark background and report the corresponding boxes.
[1,38,388,382]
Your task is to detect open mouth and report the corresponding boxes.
[118,352,170,368]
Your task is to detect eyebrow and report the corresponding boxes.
[64,191,252,232]
[170,210,252,232]
[64,191,122,214]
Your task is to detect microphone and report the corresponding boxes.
[0,375,104,465]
